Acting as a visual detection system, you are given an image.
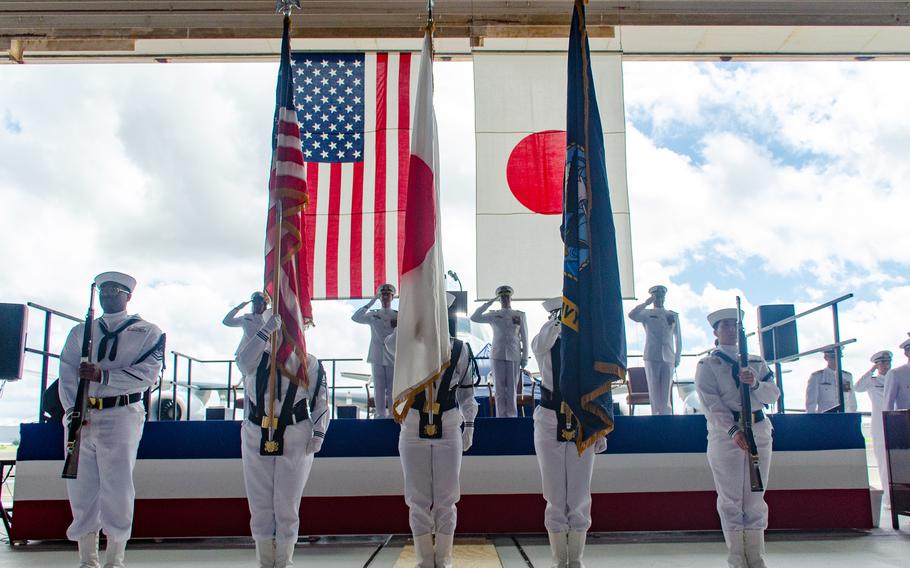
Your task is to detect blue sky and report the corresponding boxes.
[1,58,908,426]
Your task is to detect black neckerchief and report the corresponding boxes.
[97,317,141,362]
[713,349,742,389]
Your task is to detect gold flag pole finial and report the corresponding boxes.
[425,0,436,33]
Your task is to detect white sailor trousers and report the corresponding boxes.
[644,360,673,415]
[64,402,145,542]
[706,419,773,531]
[371,364,394,418]
[399,409,463,536]
[533,406,596,533]
[241,419,315,543]
[870,409,890,503]
[492,359,519,417]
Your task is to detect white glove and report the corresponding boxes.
[263,314,282,335]
[594,437,608,454]
[63,410,73,429]
[306,436,323,455]
[462,426,474,453]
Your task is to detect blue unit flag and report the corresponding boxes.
[558,0,628,454]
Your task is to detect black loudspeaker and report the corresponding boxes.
[450,291,468,315]
[0,303,28,381]
[757,304,799,362]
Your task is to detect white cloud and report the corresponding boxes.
[2,58,910,425]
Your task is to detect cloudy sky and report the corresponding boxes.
[1,56,908,426]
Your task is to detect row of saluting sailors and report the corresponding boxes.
[58,272,910,567]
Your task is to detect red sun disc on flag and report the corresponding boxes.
[401,156,436,274]
[506,130,566,215]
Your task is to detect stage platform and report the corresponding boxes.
[10,413,873,541]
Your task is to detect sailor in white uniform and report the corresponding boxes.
[58,271,165,568]
[237,314,330,568]
[805,349,857,413]
[223,291,270,355]
[352,283,398,418]
[855,350,892,507]
[695,308,779,568]
[470,285,528,417]
[627,284,682,415]
[532,298,606,568]
[396,293,478,568]
[884,337,910,411]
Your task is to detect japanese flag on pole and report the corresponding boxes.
[392,30,451,420]
[474,51,634,301]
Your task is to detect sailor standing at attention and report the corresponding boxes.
[470,285,528,417]
[695,308,778,568]
[396,293,478,568]
[805,348,857,413]
[223,291,270,354]
[883,336,910,411]
[855,350,893,507]
[237,314,330,568]
[352,283,398,418]
[627,284,682,415]
[58,271,165,568]
[532,298,606,568]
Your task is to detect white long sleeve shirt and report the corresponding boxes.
[391,336,478,424]
[470,304,528,363]
[695,344,779,437]
[805,368,857,413]
[532,318,560,391]
[351,304,397,365]
[883,363,910,410]
[237,319,330,437]
[855,369,886,414]
[58,310,164,412]
[628,303,682,366]
[222,306,268,357]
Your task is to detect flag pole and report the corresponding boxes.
[266,6,294,446]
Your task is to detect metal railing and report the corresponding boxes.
[168,351,236,420]
[324,358,363,419]
[23,302,81,422]
[756,294,855,413]
[163,352,364,420]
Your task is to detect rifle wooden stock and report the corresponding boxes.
[736,296,764,492]
[62,283,95,480]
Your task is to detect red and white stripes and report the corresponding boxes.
[304,52,418,299]
[265,106,313,385]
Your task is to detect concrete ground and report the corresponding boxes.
[1,519,908,568]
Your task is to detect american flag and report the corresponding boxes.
[290,51,419,299]
[264,15,312,387]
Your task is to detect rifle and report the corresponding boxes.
[736,296,763,492]
[62,283,96,479]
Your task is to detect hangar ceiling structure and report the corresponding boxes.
[3,1,910,62]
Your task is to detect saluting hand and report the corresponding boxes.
[733,431,750,451]
[236,300,250,309]
[79,362,102,383]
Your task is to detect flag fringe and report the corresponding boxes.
[391,359,452,423]
[575,364,626,455]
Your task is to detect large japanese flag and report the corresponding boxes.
[392,31,451,419]
[474,52,634,300]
